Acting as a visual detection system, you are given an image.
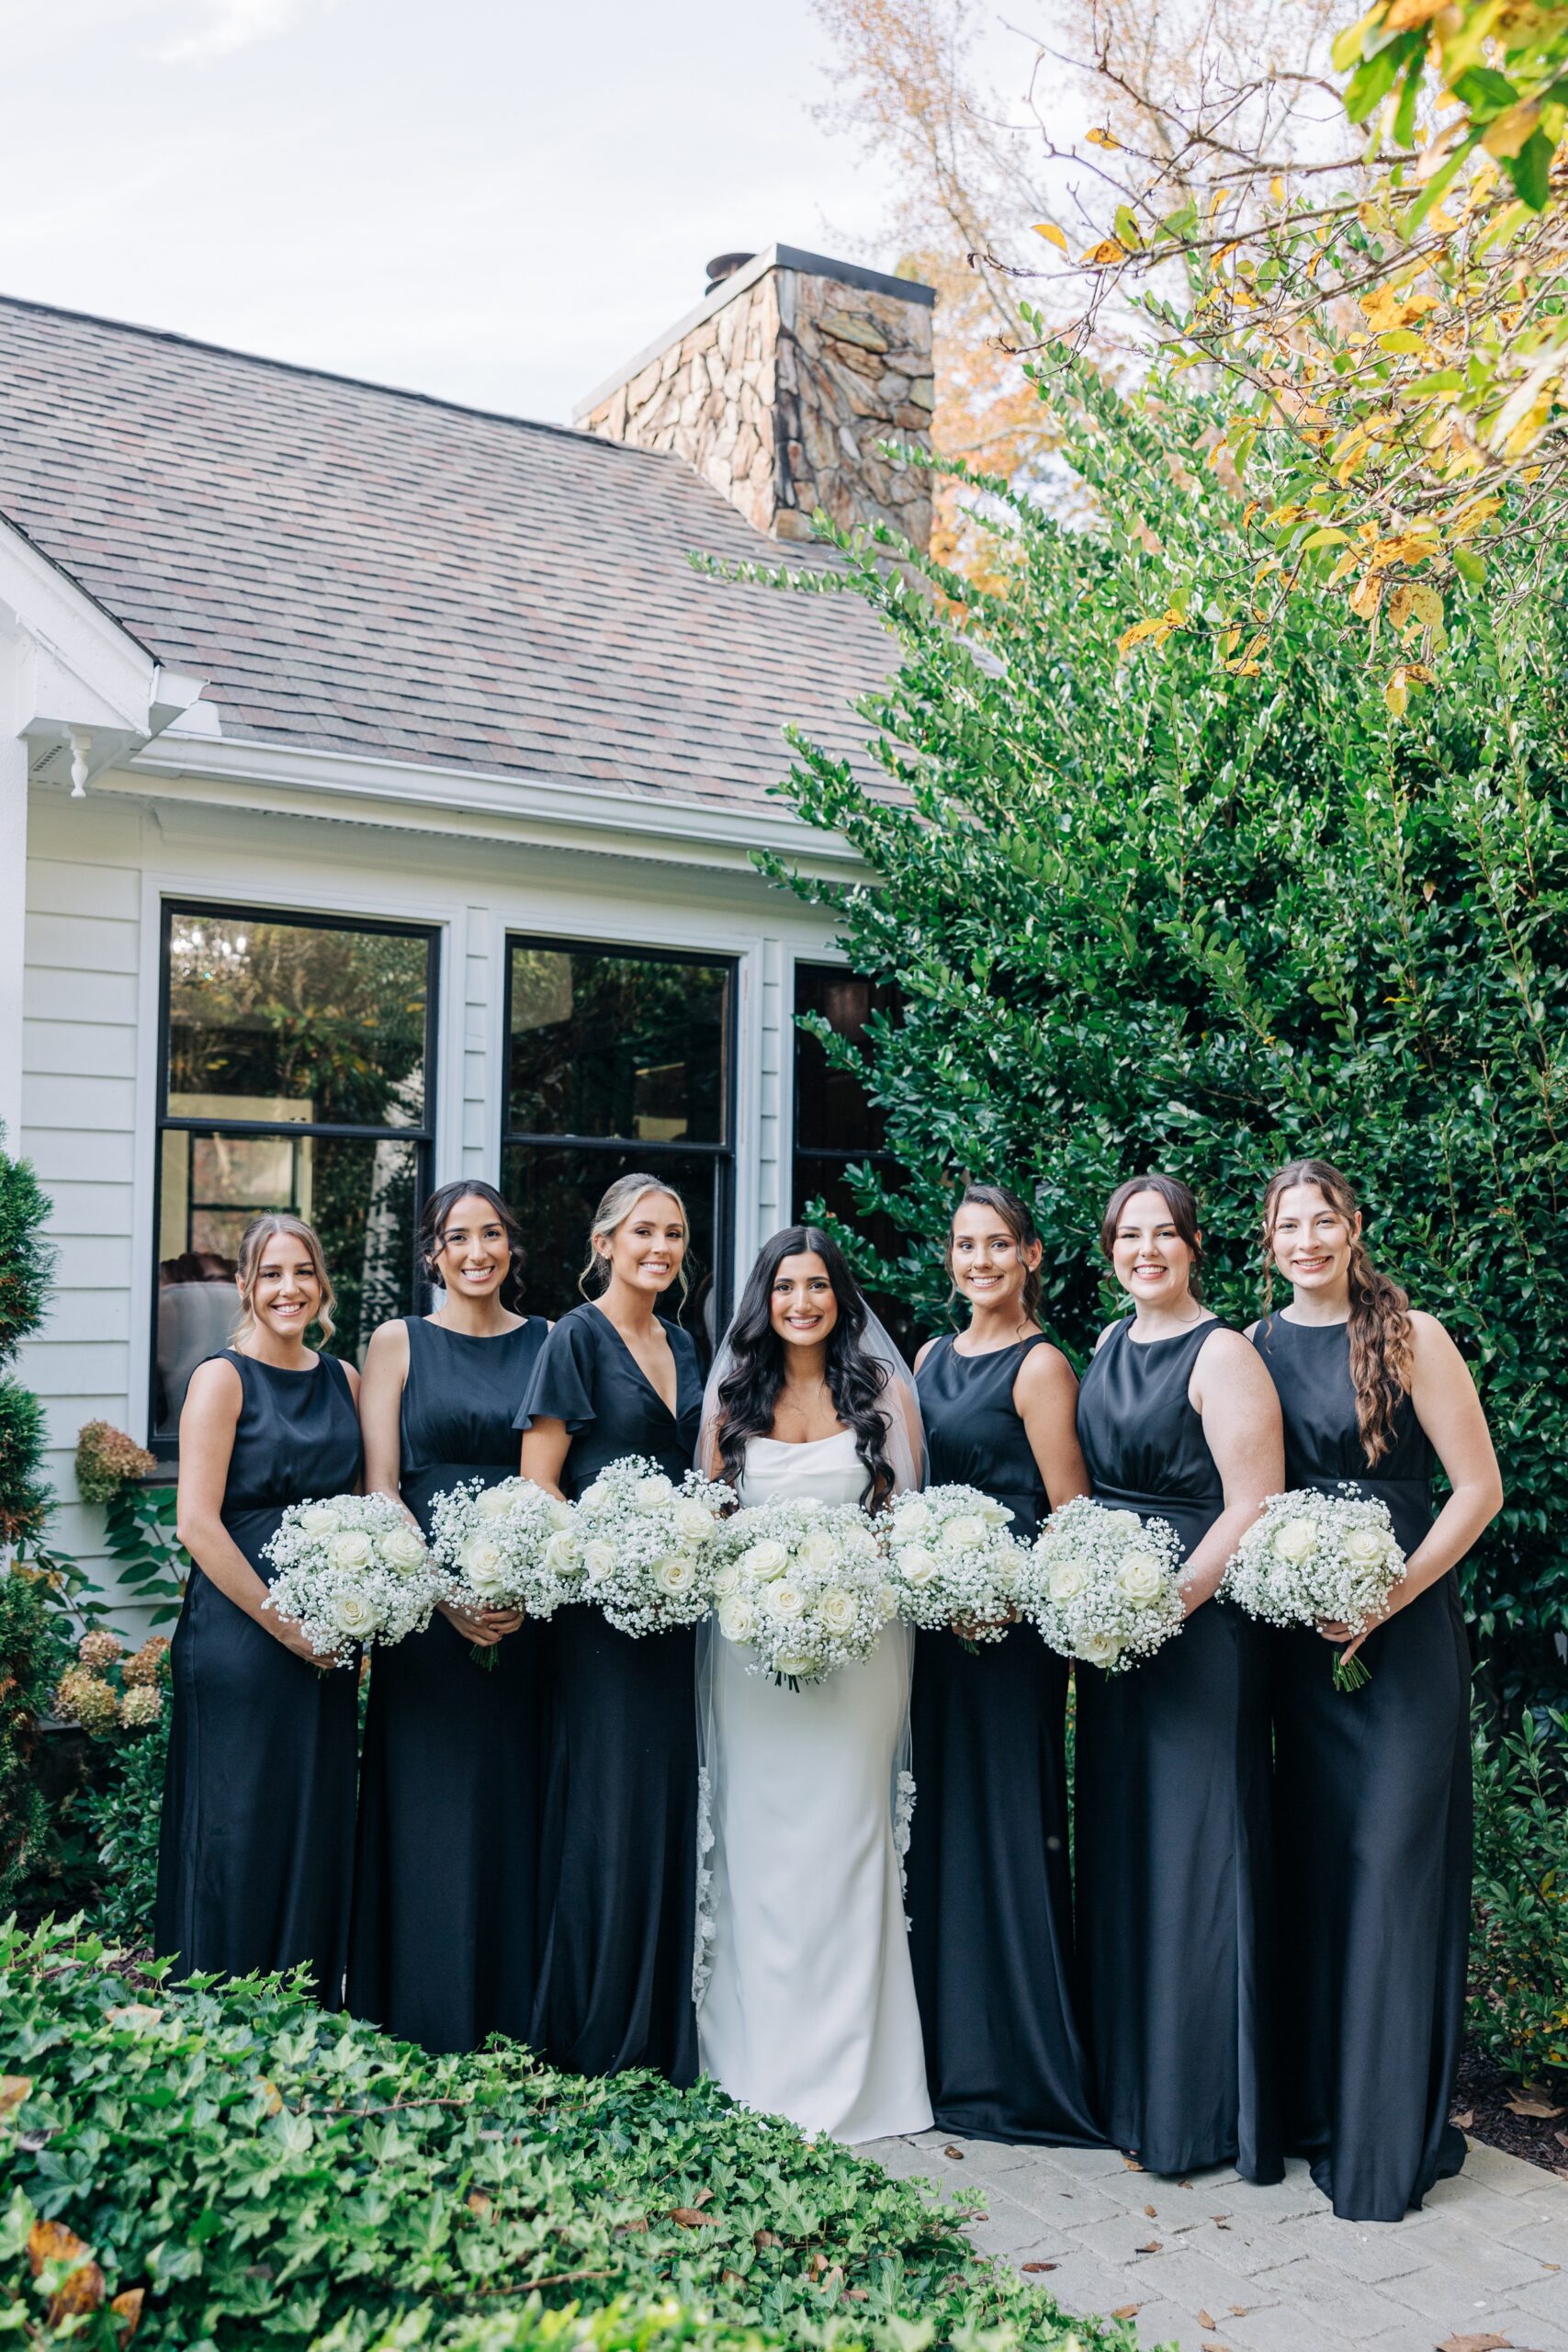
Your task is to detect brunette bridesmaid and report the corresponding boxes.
[516,1173,704,2082]
[347,1182,550,2052]
[1251,1159,1502,2221]
[1074,1174,1284,2180]
[908,1183,1100,2144]
[156,1215,361,2000]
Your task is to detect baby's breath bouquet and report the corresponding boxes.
[881,1483,1032,1644]
[570,1454,730,1636]
[1027,1496,1187,1672]
[1224,1486,1405,1692]
[262,1492,445,1667]
[711,1496,892,1689]
[426,1476,578,1665]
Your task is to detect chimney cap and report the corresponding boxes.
[705,251,756,295]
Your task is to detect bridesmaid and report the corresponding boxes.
[1075,1173,1284,2180]
[1251,1159,1502,2221]
[908,1182,1101,2145]
[516,1172,704,2082]
[156,1215,361,2000]
[347,1182,550,2052]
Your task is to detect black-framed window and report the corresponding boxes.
[502,937,736,1362]
[151,903,437,1451]
[792,961,914,1353]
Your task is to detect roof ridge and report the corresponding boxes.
[0,288,672,457]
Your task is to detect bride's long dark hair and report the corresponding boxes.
[714,1226,896,1510]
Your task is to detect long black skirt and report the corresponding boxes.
[154,1551,358,2004]
[1075,1599,1280,2180]
[908,1628,1101,2144]
[1271,1573,1472,2220]
[529,1607,698,2082]
[347,1610,545,2052]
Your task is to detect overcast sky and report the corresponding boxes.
[1,0,930,424]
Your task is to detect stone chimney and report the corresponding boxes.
[574,244,936,550]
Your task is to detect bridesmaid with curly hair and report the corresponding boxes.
[1251,1159,1502,2222]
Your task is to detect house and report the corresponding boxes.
[0,243,934,1590]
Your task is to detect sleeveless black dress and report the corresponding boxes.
[515,1301,704,2083]
[1074,1317,1280,2180]
[347,1315,550,2053]
[1252,1313,1471,2221]
[908,1335,1100,2145]
[154,1349,362,2001]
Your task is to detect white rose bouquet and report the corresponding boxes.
[1026,1496,1187,1673]
[711,1496,892,1688]
[570,1454,730,1636]
[426,1476,579,1666]
[881,1484,1032,1644]
[262,1492,446,1667]
[1223,1486,1405,1691]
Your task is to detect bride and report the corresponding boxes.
[695,1225,932,2143]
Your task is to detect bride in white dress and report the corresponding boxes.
[695,1225,932,2143]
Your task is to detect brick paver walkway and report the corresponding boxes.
[863,2129,1568,2352]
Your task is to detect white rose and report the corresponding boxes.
[543,1532,580,1574]
[1117,1551,1167,1604]
[777,1652,816,1679]
[1102,1510,1143,1537]
[940,1514,987,1552]
[892,1500,931,1537]
[547,1498,574,1531]
[298,1504,342,1539]
[675,1499,716,1543]
[378,1524,428,1574]
[798,1531,840,1574]
[329,1531,374,1571]
[330,1589,378,1636]
[1272,1516,1319,1564]
[981,1501,1013,1529]
[767,1581,807,1621]
[875,1583,899,1619]
[996,1555,1021,1590]
[1048,1560,1089,1603]
[739,1540,788,1579]
[581,1539,618,1584]
[1343,1525,1389,1566]
[654,1554,698,1597]
[900,1545,940,1589]
[635,1475,675,1510]
[1078,1630,1123,1668]
[717,1594,755,1644]
[711,1559,739,1600]
[818,1589,857,1635]
[475,1485,518,1521]
[457,1535,506,1596]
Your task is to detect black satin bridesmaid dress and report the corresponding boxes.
[1074,1317,1280,2181]
[1252,1312,1471,2221]
[514,1300,704,2083]
[154,1349,362,2001]
[347,1315,550,2053]
[908,1334,1101,2144]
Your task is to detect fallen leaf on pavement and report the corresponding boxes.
[1111,2306,1142,2322]
[1436,2334,1513,2351]
[943,2144,965,2160]
[1020,2261,1057,2273]
[1134,2239,1162,2254]
[1144,2203,1157,2216]
[1198,2312,1216,2328]
[1228,2308,1248,2319]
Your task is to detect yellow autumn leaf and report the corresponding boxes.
[1481,100,1542,161]
[1032,221,1068,253]
[1389,582,1444,631]
[1386,0,1453,27]
[1085,126,1121,150]
[1270,175,1286,202]
[1080,239,1128,267]
[1385,669,1410,718]
[1302,526,1350,548]
[1349,573,1383,621]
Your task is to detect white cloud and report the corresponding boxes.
[156,0,313,62]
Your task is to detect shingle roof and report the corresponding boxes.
[0,294,892,815]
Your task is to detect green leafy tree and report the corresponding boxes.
[732,347,1564,1708]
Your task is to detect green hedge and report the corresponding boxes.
[0,1922,1134,2352]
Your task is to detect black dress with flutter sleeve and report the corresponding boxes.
[154,1349,362,2002]
[1252,1312,1471,2221]
[514,1301,704,2083]
[908,1334,1101,2144]
[1074,1317,1280,2181]
[347,1314,550,2053]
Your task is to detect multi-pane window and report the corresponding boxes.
[152,905,436,1448]
[791,961,913,1352]
[502,938,735,1359]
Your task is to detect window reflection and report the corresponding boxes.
[508,944,728,1142]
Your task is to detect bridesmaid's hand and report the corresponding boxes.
[438,1599,524,1645]
[268,1612,344,1668]
[1318,1588,1399,1665]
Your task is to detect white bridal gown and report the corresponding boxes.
[694,1428,932,2143]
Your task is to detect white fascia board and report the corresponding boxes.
[120,729,868,878]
